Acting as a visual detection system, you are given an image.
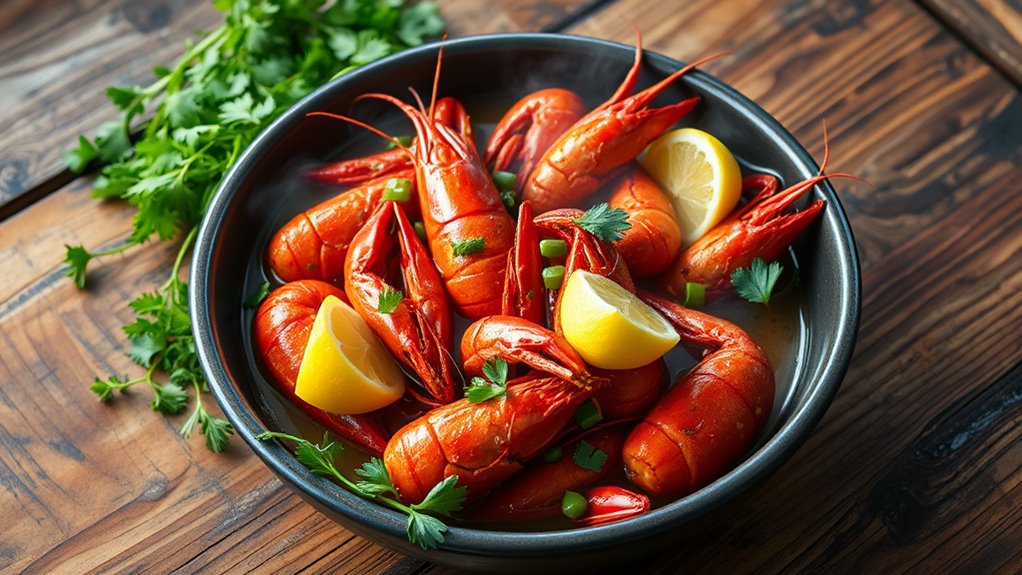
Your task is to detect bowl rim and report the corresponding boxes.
[191,32,861,556]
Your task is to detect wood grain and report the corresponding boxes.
[0,0,598,219]
[2,0,1022,573]
[919,0,1022,87]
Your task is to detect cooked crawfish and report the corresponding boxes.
[344,50,514,319]
[484,88,586,195]
[469,425,626,522]
[608,165,682,279]
[460,315,598,387]
[384,374,596,504]
[623,292,774,497]
[267,169,417,284]
[253,280,390,455]
[344,201,458,406]
[522,38,722,212]
[501,201,545,326]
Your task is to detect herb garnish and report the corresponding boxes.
[731,258,783,304]
[65,0,444,451]
[465,357,509,403]
[572,440,609,473]
[450,237,485,257]
[573,203,632,241]
[257,431,467,549]
[377,286,404,314]
[243,282,271,309]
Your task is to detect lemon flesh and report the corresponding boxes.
[559,271,680,369]
[639,127,742,246]
[295,295,405,414]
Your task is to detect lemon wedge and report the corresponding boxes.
[639,127,742,245]
[294,295,405,414]
[558,271,679,369]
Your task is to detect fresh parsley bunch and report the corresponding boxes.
[66,0,444,452]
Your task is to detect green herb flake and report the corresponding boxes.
[243,282,271,309]
[465,357,509,403]
[572,440,609,473]
[730,258,784,304]
[572,203,631,241]
[451,237,485,257]
[378,286,404,314]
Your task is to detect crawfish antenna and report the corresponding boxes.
[306,111,414,159]
[819,119,831,175]
[428,34,447,121]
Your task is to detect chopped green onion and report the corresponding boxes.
[413,221,427,242]
[492,170,517,192]
[542,265,565,290]
[684,282,705,308]
[539,239,567,258]
[542,446,564,462]
[561,490,588,520]
[385,135,414,149]
[382,178,412,202]
[573,399,602,430]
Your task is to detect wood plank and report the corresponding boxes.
[3,0,1022,574]
[918,0,1022,87]
[0,0,597,219]
[0,2,600,573]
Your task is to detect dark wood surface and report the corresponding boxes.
[2,0,1021,573]
[920,0,1022,87]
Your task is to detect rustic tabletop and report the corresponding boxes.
[2,0,1022,573]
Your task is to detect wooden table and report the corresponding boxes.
[3,0,1021,573]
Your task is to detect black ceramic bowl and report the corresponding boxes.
[191,33,859,572]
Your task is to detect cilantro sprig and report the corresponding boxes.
[65,0,444,451]
[731,258,784,304]
[465,357,509,403]
[573,203,632,241]
[378,286,404,314]
[572,440,609,473]
[257,431,467,549]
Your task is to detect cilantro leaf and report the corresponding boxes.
[128,333,165,367]
[243,282,271,309]
[397,2,444,47]
[411,475,467,517]
[200,415,234,452]
[407,510,447,550]
[573,203,632,241]
[465,357,508,403]
[64,244,93,288]
[450,237,485,257]
[572,440,609,473]
[377,286,403,314]
[218,93,257,124]
[106,85,145,116]
[93,121,132,164]
[150,382,188,415]
[482,357,508,388]
[731,258,784,304]
[64,136,98,174]
[355,457,398,497]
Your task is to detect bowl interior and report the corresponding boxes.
[192,33,859,565]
